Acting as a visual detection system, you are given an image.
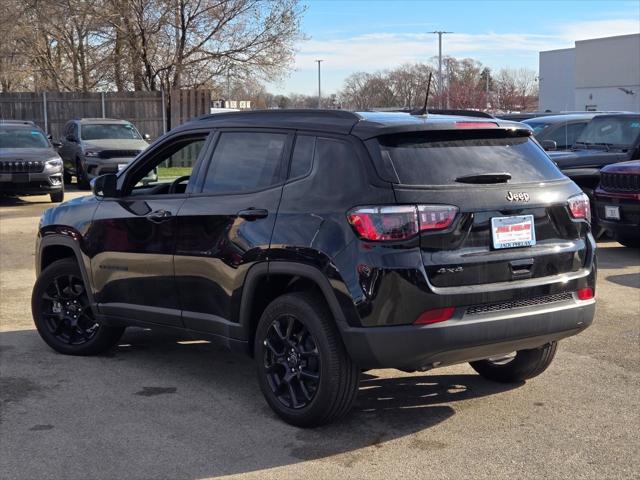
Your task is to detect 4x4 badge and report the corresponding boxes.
[506,191,530,202]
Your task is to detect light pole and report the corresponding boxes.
[315,59,323,108]
[430,31,452,109]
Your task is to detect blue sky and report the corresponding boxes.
[266,0,640,95]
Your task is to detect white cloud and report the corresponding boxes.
[275,18,639,94]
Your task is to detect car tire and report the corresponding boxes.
[254,292,360,428]
[469,342,558,383]
[618,237,640,248]
[76,159,90,190]
[50,188,64,203]
[63,170,72,184]
[32,258,125,356]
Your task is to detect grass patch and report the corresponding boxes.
[157,167,191,180]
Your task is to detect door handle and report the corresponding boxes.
[146,209,173,223]
[237,208,268,221]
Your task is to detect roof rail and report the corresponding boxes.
[0,119,36,125]
[196,109,362,122]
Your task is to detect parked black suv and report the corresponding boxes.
[0,120,64,202]
[32,110,596,427]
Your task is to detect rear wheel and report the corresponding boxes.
[63,170,72,184]
[254,292,360,427]
[32,258,124,355]
[469,342,558,383]
[618,237,640,249]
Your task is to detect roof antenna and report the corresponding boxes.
[411,72,432,116]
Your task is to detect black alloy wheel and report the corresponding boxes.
[32,259,124,355]
[263,314,321,409]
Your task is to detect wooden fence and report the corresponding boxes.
[0,90,213,142]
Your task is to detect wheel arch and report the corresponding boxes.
[240,262,351,356]
[38,233,97,312]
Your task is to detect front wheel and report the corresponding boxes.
[32,258,124,355]
[469,342,558,383]
[254,292,360,428]
[50,188,64,203]
[76,159,90,190]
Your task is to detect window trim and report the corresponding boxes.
[286,134,316,182]
[193,128,294,197]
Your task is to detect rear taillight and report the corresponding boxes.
[568,193,591,223]
[577,287,594,300]
[347,205,458,241]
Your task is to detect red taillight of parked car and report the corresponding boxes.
[568,193,591,223]
[347,205,458,241]
[577,287,594,300]
[414,307,456,325]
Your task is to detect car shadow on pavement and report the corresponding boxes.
[0,328,520,479]
[606,273,640,289]
[596,243,640,268]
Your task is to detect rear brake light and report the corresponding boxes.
[455,121,498,129]
[347,205,458,241]
[414,307,455,324]
[577,287,594,300]
[568,193,591,223]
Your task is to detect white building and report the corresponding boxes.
[539,34,640,112]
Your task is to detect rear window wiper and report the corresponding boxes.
[455,172,512,184]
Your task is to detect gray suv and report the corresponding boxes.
[0,120,64,203]
[58,118,152,189]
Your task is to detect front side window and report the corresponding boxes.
[125,136,207,195]
[547,123,587,148]
[0,128,49,149]
[81,123,142,140]
[202,132,287,194]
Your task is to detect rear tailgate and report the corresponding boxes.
[376,129,591,290]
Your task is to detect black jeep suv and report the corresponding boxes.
[32,110,596,427]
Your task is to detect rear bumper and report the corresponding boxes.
[341,298,595,370]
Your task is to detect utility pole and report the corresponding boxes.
[430,31,452,109]
[315,59,323,108]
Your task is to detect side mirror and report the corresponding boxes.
[143,133,151,141]
[541,140,557,151]
[91,174,118,198]
[52,141,63,149]
[66,134,77,142]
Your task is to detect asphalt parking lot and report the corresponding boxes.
[1,189,639,480]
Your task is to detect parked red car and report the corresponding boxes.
[595,160,640,248]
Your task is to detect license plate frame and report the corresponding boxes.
[491,214,536,249]
[604,205,620,220]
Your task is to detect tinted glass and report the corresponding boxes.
[289,135,315,178]
[0,128,49,148]
[203,132,286,194]
[576,116,640,146]
[81,123,142,140]
[526,122,550,135]
[378,133,565,185]
[547,123,587,148]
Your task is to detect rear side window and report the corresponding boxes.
[289,135,315,179]
[203,132,286,194]
[377,132,565,185]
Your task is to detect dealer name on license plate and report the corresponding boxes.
[491,215,536,249]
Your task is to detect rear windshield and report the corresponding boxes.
[377,132,565,185]
[0,128,49,149]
